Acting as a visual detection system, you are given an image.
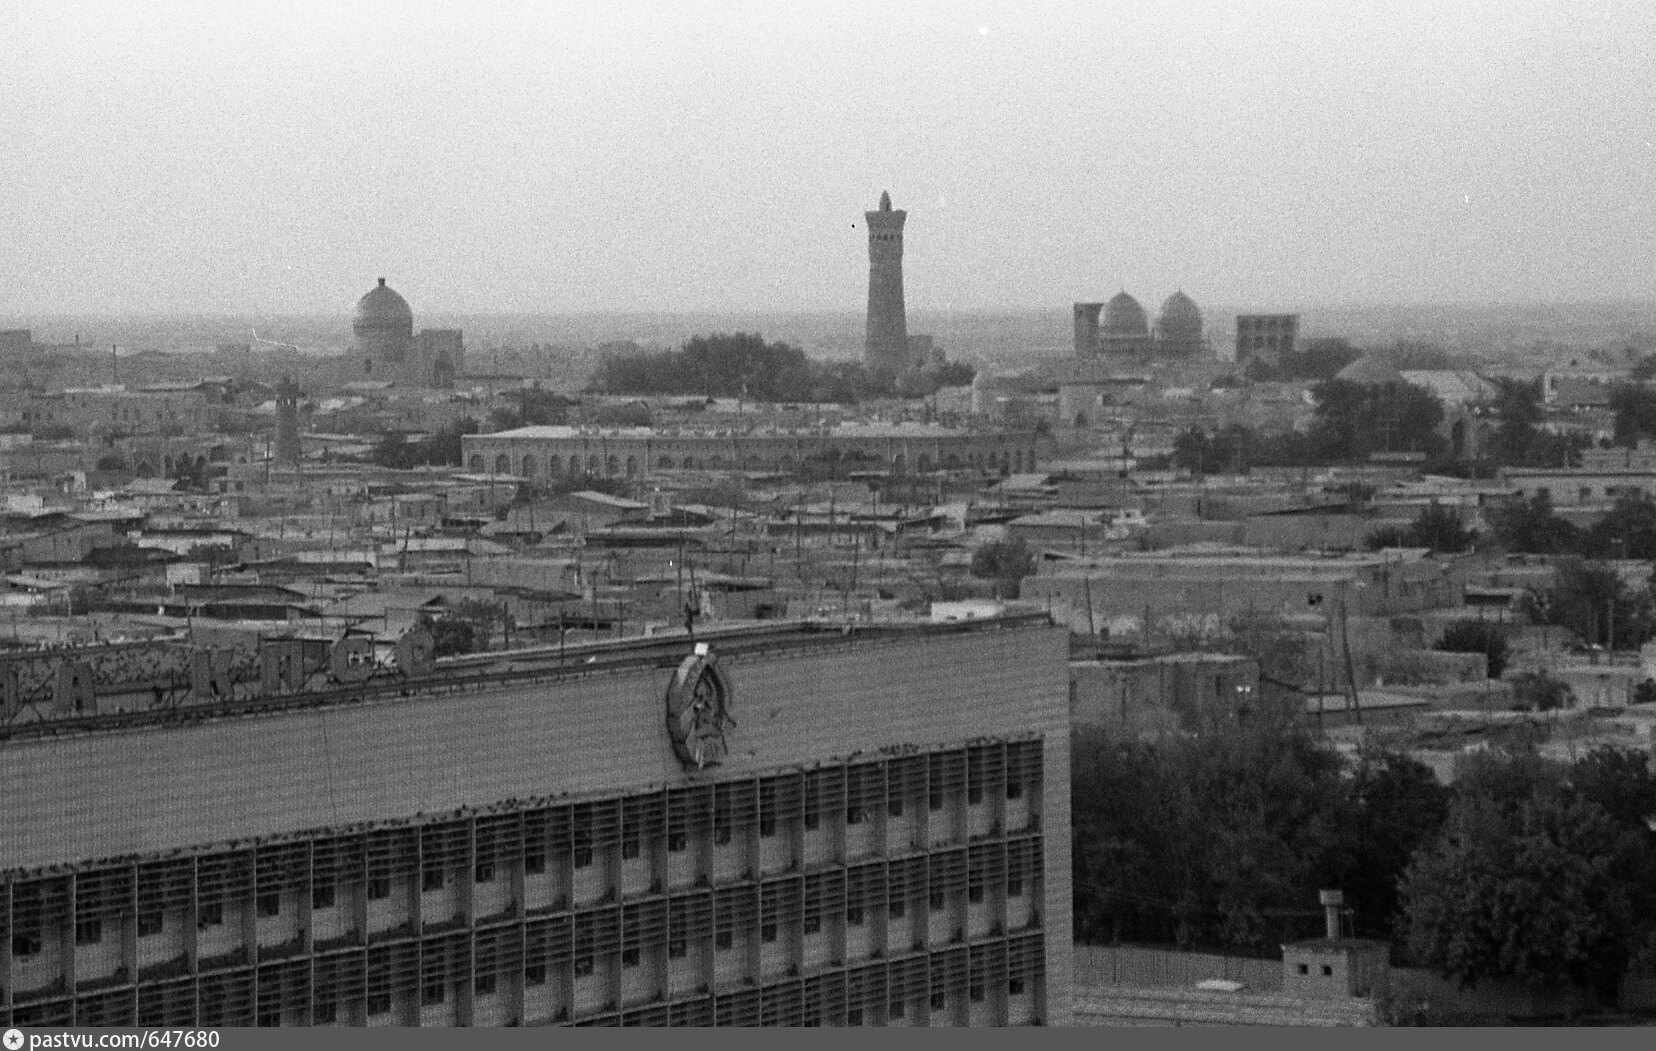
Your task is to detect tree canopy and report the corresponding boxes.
[1308,380,1446,462]
[591,332,974,404]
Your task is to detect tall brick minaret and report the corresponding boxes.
[864,191,911,377]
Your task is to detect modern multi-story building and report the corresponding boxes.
[1,616,1072,1027]
[461,423,1040,480]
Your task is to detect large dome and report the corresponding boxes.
[353,277,413,332]
[1157,290,1203,341]
[1102,291,1148,337]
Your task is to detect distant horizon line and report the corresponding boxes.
[6,297,1656,321]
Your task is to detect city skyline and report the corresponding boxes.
[4,1,1654,315]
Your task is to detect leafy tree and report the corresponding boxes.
[1435,619,1509,678]
[1611,383,1656,447]
[94,453,127,472]
[1506,670,1574,712]
[1400,790,1639,994]
[1172,425,1252,476]
[1569,747,1656,830]
[1330,749,1451,941]
[970,538,1036,598]
[1308,380,1445,462]
[1584,492,1656,560]
[1486,492,1580,554]
[1485,378,1545,467]
[1370,503,1476,553]
[1526,557,1656,650]
[1071,721,1353,954]
[429,617,476,658]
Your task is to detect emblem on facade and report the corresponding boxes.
[665,643,736,771]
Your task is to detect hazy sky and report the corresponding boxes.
[4,0,1653,315]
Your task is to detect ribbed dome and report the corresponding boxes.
[1102,291,1148,337]
[1157,290,1203,341]
[353,277,413,332]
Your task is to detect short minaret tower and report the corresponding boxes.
[864,190,911,378]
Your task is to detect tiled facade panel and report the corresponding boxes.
[2,623,1072,1026]
[4,751,1051,1026]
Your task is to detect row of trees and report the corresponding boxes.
[369,418,480,470]
[1172,376,1590,479]
[1072,724,1656,997]
[591,333,974,403]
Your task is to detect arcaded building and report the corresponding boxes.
[352,278,465,389]
[462,423,1040,480]
[0,618,1072,1027]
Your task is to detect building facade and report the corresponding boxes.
[1,618,1072,1027]
[352,279,464,389]
[461,424,1040,480]
[1234,314,1300,367]
[864,192,912,377]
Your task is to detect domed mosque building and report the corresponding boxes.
[351,278,465,388]
[1073,288,1209,360]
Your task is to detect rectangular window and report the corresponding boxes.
[1007,877,1024,897]
[713,825,732,846]
[621,947,641,968]
[75,918,103,945]
[803,811,819,831]
[928,792,943,812]
[715,930,733,950]
[761,922,778,943]
[968,885,984,904]
[257,893,281,918]
[422,868,445,892]
[574,846,594,868]
[889,1000,905,1019]
[198,902,224,927]
[970,984,985,1003]
[929,992,947,1011]
[847,1009,864,1026]
[621,838,641,860]
[1006,781,1024,801]
[422,982,445,1006]
[759,814,777,838]
[889,899,906,919]
[368,993,391,1016]
[11,932,41,957]
[573,957,595,977]
[968,785,984,805]
[313,1002,337,1025]
[846,807,864,826]
[1008,978,1026,996]
[668,938,688,959]
[524,851,547,875]
[803,914,822,935]
[137,911,163,937]
[475,973,497,996]
[312,884,336,910]
[667,833,688,853]
[367,877,391,900]
[888,798,904,818]
[474,862,496,884]
[929,890,947,912]
[846,906,865,926]
[525,964,547,986]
